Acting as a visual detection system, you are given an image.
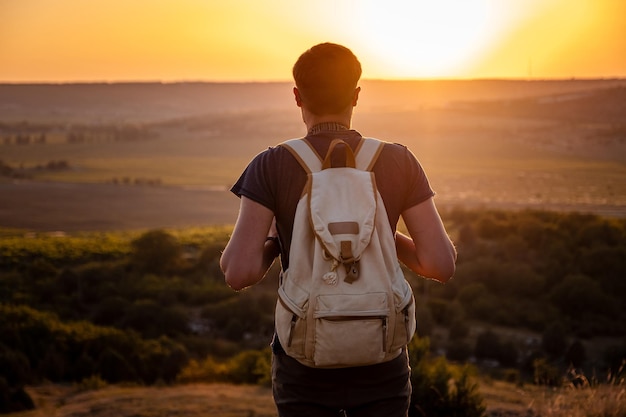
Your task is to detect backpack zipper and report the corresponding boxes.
[404,306,410,342]
[288,314,297,347]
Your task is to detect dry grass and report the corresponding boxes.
[13,379,625,417]
[531,384,626,417]
[480,377,626,417]
[18,383,277,417]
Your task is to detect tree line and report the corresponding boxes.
[1,209,625,414]
[1,121,156,146]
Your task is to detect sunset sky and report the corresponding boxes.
[1,0,625,83]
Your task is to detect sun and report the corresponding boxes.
[351,0,496,78]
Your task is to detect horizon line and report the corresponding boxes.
[1,76,626,85]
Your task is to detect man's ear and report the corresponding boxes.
[293,87,303,107]
[352,86,361,106]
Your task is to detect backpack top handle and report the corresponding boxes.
[322,139,356,170]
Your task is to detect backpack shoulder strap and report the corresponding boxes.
[355,137,385,171]
[281,137,384,172]
[280,138,323,173]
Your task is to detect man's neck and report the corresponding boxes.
[302,109,352,133]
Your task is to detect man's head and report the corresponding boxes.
[292,43,362,116]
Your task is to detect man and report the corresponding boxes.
[220,43,456,417]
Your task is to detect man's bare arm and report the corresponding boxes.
[220,197,279,291]
[396,198,456,283]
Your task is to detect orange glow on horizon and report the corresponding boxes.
[0,0,624,83]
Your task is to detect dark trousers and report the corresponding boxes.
[272,350,411,417]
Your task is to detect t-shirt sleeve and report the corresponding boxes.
[400,145,435,210]
[230,147,277,213]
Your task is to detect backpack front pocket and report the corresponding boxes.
[312,293,389,367]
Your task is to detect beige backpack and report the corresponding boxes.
[275,137,416,368]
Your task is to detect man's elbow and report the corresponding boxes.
[427,249,457,283]
[225,275,247,291]
[222,266,248,291]
[220,256,244,291]
[433,261,456,283]
[223,271,249,291]
[221,260,259,291]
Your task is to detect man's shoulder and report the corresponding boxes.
[253,142,297,160]
[368,139,410,160]
[364,137,408,150]
[245,141,304,176]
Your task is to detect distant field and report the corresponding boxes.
[1,80,625,231]
[0,181,240,232]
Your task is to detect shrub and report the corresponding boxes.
[533,357,561,386]
[542,322,568,360]
[474,329,518,367]
[0,344,31,387]
[409,337,486,417]
[177,348,271,386]
[448,318,470,341]
[565,340,586,369]
[474,329,501,362]
[225,349,271,385]
[76,375,108,392]
[503,369,521,385]
[0,378,34,414]
[177,357,227,383]
[0,304,189,386]
[137,336,189,384]
[97,348,138,383]
[415,304,434,338]
[0,345,34,413]
[446,341,473,363]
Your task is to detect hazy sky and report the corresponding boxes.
[1,0,625,82]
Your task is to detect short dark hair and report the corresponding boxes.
[293,43,362,116]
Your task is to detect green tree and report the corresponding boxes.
[457,283,497,320]
[122,300,188,339]
[549,274,617,319]
[131,229,182,274]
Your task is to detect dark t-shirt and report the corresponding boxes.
[231,128,434,269]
